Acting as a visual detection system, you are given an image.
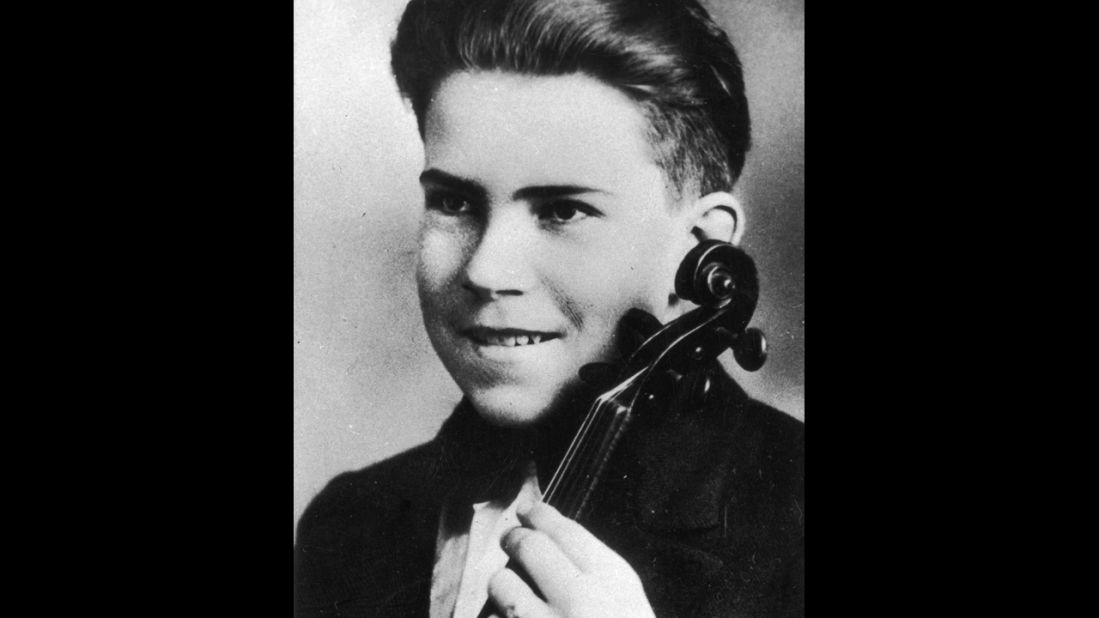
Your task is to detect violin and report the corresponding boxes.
[478,240,767,616]
[543,239,768,520]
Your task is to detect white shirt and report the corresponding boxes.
[430,462,543,618]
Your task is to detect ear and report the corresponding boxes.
[688,191,745,245]
[664,191,747,316]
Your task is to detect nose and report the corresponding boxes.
[462,211,535,299]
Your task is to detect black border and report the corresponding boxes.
[57,1,1035,612]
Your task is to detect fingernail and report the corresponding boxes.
[516,500,535,520]
[502,526,530,550]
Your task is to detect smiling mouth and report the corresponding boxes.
[462,327,563,348]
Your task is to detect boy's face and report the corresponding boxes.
[418,71,697,427]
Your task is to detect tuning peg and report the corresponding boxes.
[688,370,712,409]
[643,369,683,402]
[732,327,767,371]
[713,326,738,349]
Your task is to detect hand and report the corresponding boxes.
[487,501,655,618]
[578,308,664,390]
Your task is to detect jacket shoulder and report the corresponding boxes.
[697,395,804,617]
[294,441,446,616]
[296,440,445,545]
[734,397,804,481]
[719,394,804,529]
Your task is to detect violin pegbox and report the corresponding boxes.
[673,240,767,372]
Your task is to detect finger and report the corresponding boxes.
[518,501,629,575]
[622,307,663,336]
[501,526,583,604]
[616,308,663,358]
[616,322,646,355]
[487,565,557,618]
[578,362,618,387]
[620,308,662,344]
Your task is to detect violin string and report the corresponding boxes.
[547,391,615,499]
[544,370,644,513]
[546,396,614,503]
[545,372,637,501]
[544,393,607,497]
[555,407,616,515]
[544,402,606,505]
[556,411,613,517]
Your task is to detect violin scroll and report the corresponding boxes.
[675,240,759,311]
[674,240,767,372]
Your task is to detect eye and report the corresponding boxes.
[426,191,475,216]
[540,200,595,224]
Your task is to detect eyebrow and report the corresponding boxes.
[418,168,608,202]
[418,169,487,202]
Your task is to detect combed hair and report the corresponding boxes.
[391,0,751,197]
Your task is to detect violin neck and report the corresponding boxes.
[542,391,637,520]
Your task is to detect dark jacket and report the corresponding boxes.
[294,369,804,617]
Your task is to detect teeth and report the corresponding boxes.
[481,333,549,347]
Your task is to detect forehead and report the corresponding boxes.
[423,71,664,193]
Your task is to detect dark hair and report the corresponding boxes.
[391,0,751,197]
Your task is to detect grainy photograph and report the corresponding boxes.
[294,0,803,615]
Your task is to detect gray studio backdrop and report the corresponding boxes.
[294,0,804,528]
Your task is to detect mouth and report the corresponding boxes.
[461,326,563,348]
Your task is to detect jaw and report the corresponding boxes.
[443,336,598,428]
[463,381,568,427]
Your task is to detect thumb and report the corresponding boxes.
[617,308,663,356]
[578,362,619,389]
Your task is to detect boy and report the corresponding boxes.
[295,1,803,615]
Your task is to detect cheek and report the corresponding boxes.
[416,226,466,298]
[549,233,674,332]
[416,231,467,338]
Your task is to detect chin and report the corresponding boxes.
[465,384,569,428]
[468,394,552,428]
